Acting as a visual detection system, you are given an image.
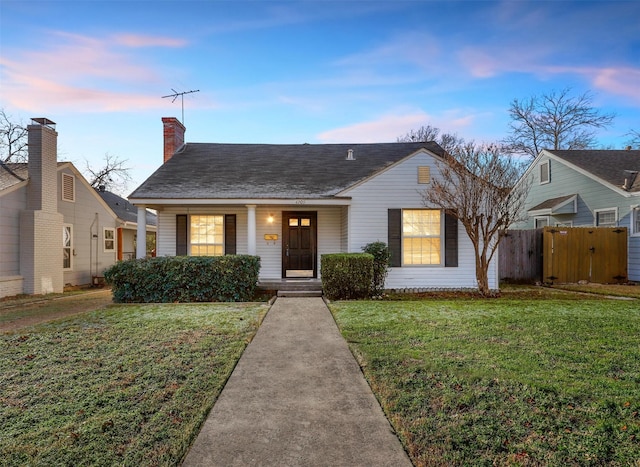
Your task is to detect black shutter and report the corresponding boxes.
[388,209,402,267]
[176,214,187,256]
[444,211,458,267]
[224,214,237,255]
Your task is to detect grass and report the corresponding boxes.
[330,292,640,466]
[0,302,268,466]
[549,283,640,300]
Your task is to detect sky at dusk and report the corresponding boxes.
[1,0,639,195]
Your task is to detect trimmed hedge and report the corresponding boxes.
[321,253,373,300]
[104,255,260,303]
[362,241,390,296]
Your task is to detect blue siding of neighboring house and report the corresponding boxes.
[514,153,640,281]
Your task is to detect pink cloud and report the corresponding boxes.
[114,34,188,48]
[0,30,187,113]
[317,110,475,143]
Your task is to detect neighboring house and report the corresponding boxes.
[96,186,157,261]
[0,118,156,298]
[512,148,640,282]
[128,117,499,290]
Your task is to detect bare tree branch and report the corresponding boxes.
[84,153,133,194]
[0,109,28,163]
[503,88,616,158]
[397,124,464,153]
[625,129,640,149]
[422,141,530,295]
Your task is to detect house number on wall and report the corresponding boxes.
[295,199,306,205]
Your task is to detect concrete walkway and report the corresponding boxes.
[182,297,412,467]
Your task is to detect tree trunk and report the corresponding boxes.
[475,254,491,296]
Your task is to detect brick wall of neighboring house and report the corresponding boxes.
[19,120,63,295]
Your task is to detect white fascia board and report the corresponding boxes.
[129,197,353,207]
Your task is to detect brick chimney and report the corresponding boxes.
[20,118,64,295]
[162,117,186,163]
[27,118,58,212]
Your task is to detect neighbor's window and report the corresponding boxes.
[63,224,73,270]
[402,209,442,265]
[632,208,640,235]
[535,217,549,229]
[539,160,550,184]
[190,215,224,256]
[595,209,617,227]
[104,228,115,252]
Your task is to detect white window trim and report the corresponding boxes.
[534,216,550,228]
[401,209,444,267]
[555,221,573,227]
[539,160,550,185]
[63,224,73,270]
[631,206,640,236]
[594,207,618,227]
[61,173,75,202]
[104,227,116,253]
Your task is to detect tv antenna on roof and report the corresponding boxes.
[162,88,200,124]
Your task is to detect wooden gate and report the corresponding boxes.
[542,227,627,284]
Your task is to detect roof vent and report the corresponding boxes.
[346,149,355,160]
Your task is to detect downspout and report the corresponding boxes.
[90,213,98,281]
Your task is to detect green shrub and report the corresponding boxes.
[321,253,373,300]
[362,241,390,296]
[104,255,260,303]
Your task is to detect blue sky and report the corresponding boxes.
[1,0,639,194]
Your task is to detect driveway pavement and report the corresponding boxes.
[181,297,411,467]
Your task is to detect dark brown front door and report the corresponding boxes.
[282,211,317,278]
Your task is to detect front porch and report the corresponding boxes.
[258,278,323,297]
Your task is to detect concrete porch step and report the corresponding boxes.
[276,290,323,297]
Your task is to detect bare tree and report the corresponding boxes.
[504,88,616,158]
[0,109,28,163]
[397,124,463,154]
[422,141,530,296]
[626,129,640,149]
[84,153,133,194]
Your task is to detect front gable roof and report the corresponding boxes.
[130,142,445,200]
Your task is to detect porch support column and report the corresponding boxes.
[136,206,147,259]
[246,204,257,255]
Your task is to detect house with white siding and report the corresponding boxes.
[0,118,156,298]
[511,148,640,282]
[128,117,498,290]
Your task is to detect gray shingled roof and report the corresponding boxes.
[549,150,640,192]
[96,188,157,226]
[0,162,28,191]
[529,194,576,212]
[130,142,445,199]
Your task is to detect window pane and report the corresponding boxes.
[403,238,441,265]
[190,215,224,256]
[402,210,441,265]
[63,249,71,269]
[403,210,440,236]
[596,210,616,227]
[301,218,311,226]
[289,218,299,226]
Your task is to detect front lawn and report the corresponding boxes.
[1,303,267,466]
[330,294,640,466]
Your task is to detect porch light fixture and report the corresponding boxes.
[267,214,275,224]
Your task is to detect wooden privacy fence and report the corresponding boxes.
[500,227,628,284]
[499,229,543,283]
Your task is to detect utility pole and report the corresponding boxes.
[162,89,200,124]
